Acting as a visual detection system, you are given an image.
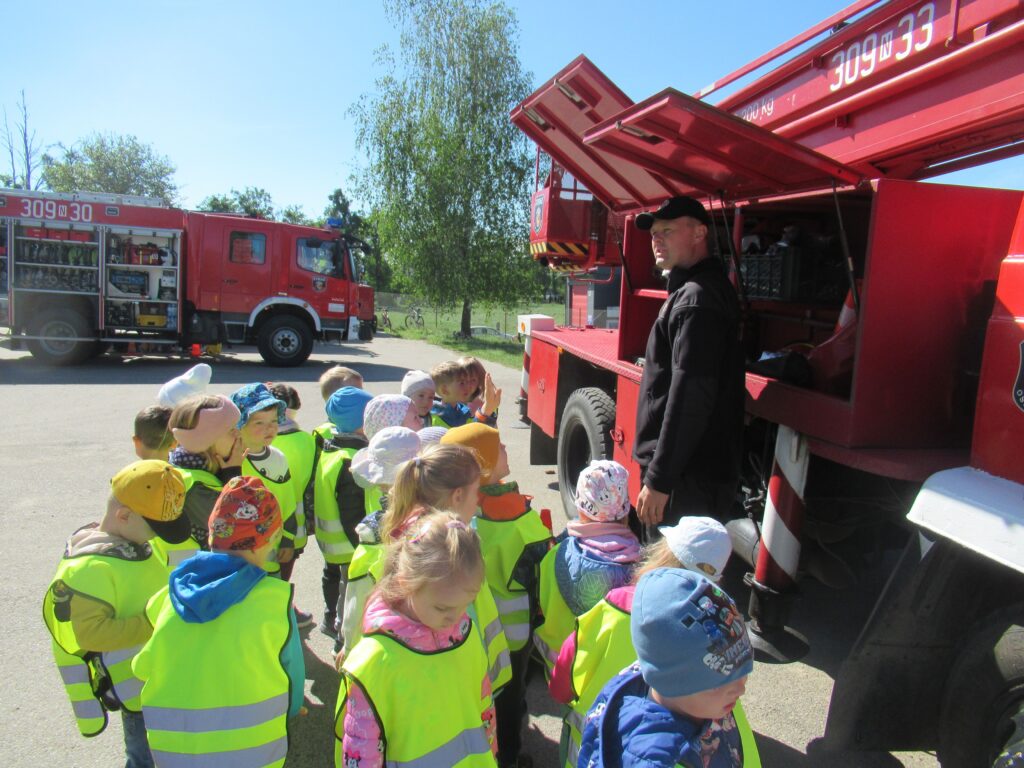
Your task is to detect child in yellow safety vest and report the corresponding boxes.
[336,513,498,768]
[232,382,314,627]
[577,568,759,768]
[314,385,374,637]
[134,476,306,767]
[534,460,641,678]
[401,369,436,430]
[313,365,364,442]
[440,422,553,768]
[43,460,193,768]
[550,517,734,768]
[339,426,422,653]
[166,394,245,548]
[339,443,511,700]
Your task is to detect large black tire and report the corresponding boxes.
[257,315,313,367]
[27,307,99,365]
[938,606,1024,768]
[557,387,615,519]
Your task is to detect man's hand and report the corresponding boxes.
[636,484,670,527]
[482,373,502,416]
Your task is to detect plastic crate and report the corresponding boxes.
[740,246,844,302]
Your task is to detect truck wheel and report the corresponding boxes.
[938,606,1024,768]
[27,308,99,365]
[257,315,313,367]
[557,387,615,519]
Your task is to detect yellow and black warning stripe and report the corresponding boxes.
[530,240,589,258]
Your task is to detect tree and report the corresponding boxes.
[197,187,275,218]
[279,204,315,225]
[42,133,178,203]
[324,187,396,292]
[2,91,45,190]
[351,0,534,335]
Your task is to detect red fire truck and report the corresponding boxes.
[513,0,1024,764]
[0,189,374,366]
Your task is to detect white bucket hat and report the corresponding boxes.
[350,426,422,486]
[659,516,732,582]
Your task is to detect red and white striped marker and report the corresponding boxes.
[753,425,809,593]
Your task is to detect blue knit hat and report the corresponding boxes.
[632,568,753,697]
[326,386,374,433]
[231,383,285,428]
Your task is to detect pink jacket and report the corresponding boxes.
[549,585,635,704]
[341,593,498,767]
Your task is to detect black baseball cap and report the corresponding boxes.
[635,196,711,230]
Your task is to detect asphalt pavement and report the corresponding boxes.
[0,334,938,767]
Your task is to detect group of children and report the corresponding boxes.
[43,353,760,768]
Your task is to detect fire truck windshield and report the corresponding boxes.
[297,237,346,279]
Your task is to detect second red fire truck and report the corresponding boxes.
[0,189,374,366]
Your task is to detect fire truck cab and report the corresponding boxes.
[0,189,374,366]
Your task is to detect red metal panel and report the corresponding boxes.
[850,179,1023,446]
[716,0,1024,179]
[0,192,185,230]
[530,327,641,382]
[746,374,855,444]
[527,337,561,437]
[972,206,1024,482]
[612,376,645,505]
[511,56,670,212]
[582,89,861,203]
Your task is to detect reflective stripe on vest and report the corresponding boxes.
[473,511,550,653]
[534,544,577,674]
[313,446,359,565]
[338,628,495,767]
[44,540,168,735]
[134,578,292,766]
[151,537,201,570]
[52,641,107,736]
[273,430,317,551]
[468,583,511,691]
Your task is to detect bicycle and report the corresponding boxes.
[378,307,394,332]
[405,306,425,328]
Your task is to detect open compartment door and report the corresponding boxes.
[583,88,862,203]
[512,56,674,212]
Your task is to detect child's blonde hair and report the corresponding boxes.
[631,538,685,584]
[377,513,484,607]
[319,365,363,401]
[457,356,487,400]
[383,445,481,540]
[430,360,465,391]
[168,395,230,471]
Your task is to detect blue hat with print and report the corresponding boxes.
[231,383,285,428]
[632,567,753,697]
[326,386,374,433]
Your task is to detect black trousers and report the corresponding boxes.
[495,644,531,764]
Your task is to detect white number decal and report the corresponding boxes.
[16,198,92,222]
[828,3,934,90]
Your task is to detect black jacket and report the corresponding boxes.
[632,257,745,493]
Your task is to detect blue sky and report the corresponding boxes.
[3,1,1020,214]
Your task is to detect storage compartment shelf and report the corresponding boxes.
[13,287,99,296]
[15,262,96,271]
[16,237,96,245]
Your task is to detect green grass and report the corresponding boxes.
[381,302,564,369]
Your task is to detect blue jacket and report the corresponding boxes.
[578,665,745,768]
[555,534,635,616]
[170,552,306,717]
